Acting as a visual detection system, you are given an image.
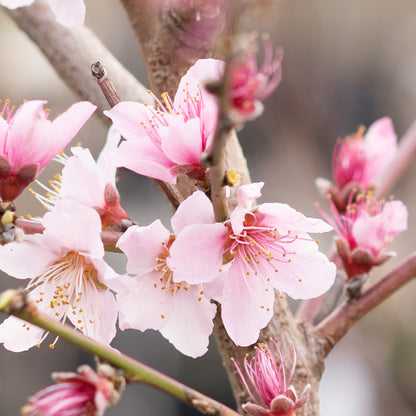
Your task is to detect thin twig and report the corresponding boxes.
[203,47,235,222]
[0,289,242,416]
[317,252,416,356]
[91,61,122,108]
[373,118,416,198]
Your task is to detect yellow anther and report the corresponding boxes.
[161,92,173,113]
[1,210,14,226]
[225,170,241,187]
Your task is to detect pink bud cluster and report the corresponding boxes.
[318,117,408,280]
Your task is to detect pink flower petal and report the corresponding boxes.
[68,283,117,345]
[104,102,154,141]
[60,148,106,208]
[221,261,275,346]
[0,315,45,352]
[116,271,174,331]
[39,101,96,169]
[364,117,397,184]
[230,182,264,235]
[258,202,333,234]
[171,190,216,234]
[160,286,216,358]
[115,137,176,183]
[0,234,57,279]
[96,125,120,186]
[268,237,336,299]
[42,200,103,257]
[168,223,227,284]
[160,117,203,166]
[5,100,47,170]
[352,200,408,256]
[0,285,66,351]
[174,58,222,139]
[117,220,170,276]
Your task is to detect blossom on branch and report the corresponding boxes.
[22,365,121,416]
[316,117,398,212]
[169,183,336,346]
[0,200,118,351]
[0,99,96,201]
[32,126,130,231]
[105,59,222,185]
[232,339,310,416]
[318,193,408,279]
[0,0,86,27]
[112,191,224,358]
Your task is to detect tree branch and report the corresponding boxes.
[0,289,242,416]
[5,0,153,126]
[317,252,416,356]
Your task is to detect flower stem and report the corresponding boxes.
[0,289,241,416]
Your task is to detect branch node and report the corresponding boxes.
[0,288,28,314]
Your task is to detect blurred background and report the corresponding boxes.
[0,0,416,415]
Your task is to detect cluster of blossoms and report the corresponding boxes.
[316,116,408,282]
[0,28,410,415]
[0,55,338,358]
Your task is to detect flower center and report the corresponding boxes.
[27,252,106,335]
[153,238,190,294]
[226,212,298,276]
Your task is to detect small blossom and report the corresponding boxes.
[0,200,118,351]
[232,340,310,416]
[318,193,408,278]
[317,117,398,212]
[0,99,96,201]
[105,59,222,185]
[111,191,224,358]
[229,33,283,123]
[169,183,336,346]
[22,365,122,416]
[0,0,86,27]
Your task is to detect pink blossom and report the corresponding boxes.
[111,191,224,357]
[324,117,398,212]
[0,200,118,351]
[233,340,310,416]
[22,365,118,416]
[229,34,283,122]
[319,193,408,278]
[105,59,222,184]
[0,0,86,27]
[0,99,96,201]
[33,126,129,230]
[169,183,336,346]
